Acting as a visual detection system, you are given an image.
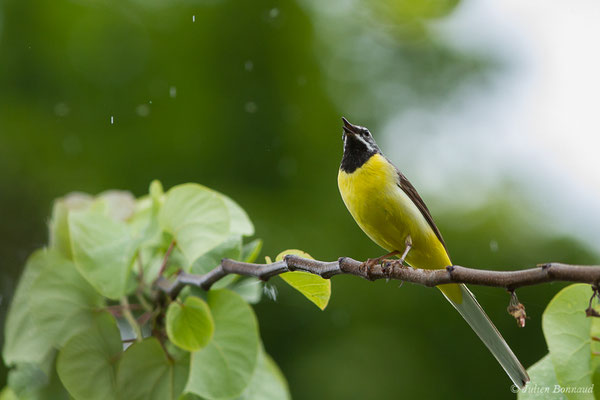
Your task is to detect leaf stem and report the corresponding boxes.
[120,296,143,342]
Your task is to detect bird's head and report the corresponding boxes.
[340,117,380,172]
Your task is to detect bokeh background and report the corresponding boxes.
[1,0,599,398]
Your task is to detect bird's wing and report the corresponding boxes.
[395,168,447,251]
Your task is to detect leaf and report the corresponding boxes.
[275,250,331,310]
[129,181,165,248]
[8,362,49,397]
[159,184,230,265]
[221,195,254,236]
[69,208,136,299]
[0,388,18,400]
[149,179,164,201]
[28,250,105,348]
[3,250,55,366]
[7,357,70,400]
[116,338,189,400]
[231,278,263,304]
[518,354,566,400]
[48,193,93,259]
[542,284,595,399]
[96,190,136,222]
[56,313,121,400]
[236,349,290,400]
[166,296,214,352]
[241,239,262,263]
[186,290,260,399]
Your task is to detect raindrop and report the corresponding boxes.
[244,60,254,71]
[54,102,70,117]
[244,101,257,113]
[263,284,278,301]
[136,104,150,117]
[110,116,114,124]
[489,240,499,252]
[269,8,279,18]
[192,15,196,22]
[169,86,177,98]
[149,100,153,104]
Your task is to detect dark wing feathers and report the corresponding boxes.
[395,169,447,250]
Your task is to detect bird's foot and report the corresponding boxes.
[381,259,395,280]
[360,258,378,280]
[361,251,401,280]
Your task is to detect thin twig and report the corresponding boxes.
[157,240,176,278]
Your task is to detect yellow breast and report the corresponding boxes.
[337,153,451,271]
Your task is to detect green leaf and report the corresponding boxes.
[28,250,105,348]
[186,290,260,399]
[116,338,189,400]
[49,193,93,259]
[0,387,18,400]
[166,296,214,352]
[159,184,230,265]
[275,250,331,310]
[3,250,55,366]
[542,284,595,399]
[518,354,565,400]
[236,349,290,400]
[96,190,136,222]
[69,208,136,299]
[129,181,165,248]
[221,195,254,236]
[149,179,164,201]
[230,278,263,304]
[7,357,69,400]
[8,362,48,397]
[241,239,262,263]
[56,313,121,400]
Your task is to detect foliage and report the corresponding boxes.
[1,181,328,399]
[518,284,599,400]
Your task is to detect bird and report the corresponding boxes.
[337,117,529,388]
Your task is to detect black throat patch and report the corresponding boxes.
[340,134,380,173]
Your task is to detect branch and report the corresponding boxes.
[154,256,600,325]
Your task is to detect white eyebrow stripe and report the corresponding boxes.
[353,133,376,152]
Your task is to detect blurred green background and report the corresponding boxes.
[1,0,598,398]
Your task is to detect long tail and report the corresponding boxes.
[439,283,530,388]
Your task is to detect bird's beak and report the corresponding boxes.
[342,117,359,135]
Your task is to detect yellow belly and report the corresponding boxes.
[338,154,460,301]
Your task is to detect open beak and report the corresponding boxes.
[342,117,359,135]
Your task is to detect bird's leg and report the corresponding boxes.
[398,236,413,266]
[362,250,400,279]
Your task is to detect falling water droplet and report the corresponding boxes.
[489,240,499,252]
[110,116,114,125]
[244,101,257,113]
[54,102,70,117]
[263,284,278,301]
[192,15,196,22]
[169,86,177,98]
[269,8,279,18]
[136,104,150,117]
